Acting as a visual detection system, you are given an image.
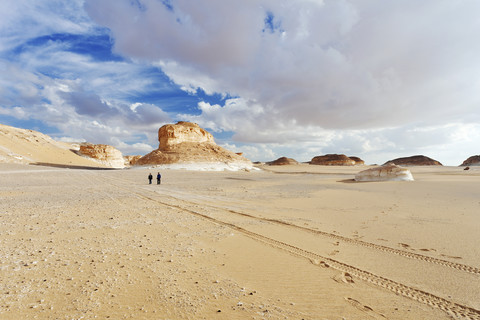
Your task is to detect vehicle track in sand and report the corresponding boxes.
[100,174,479,276]
[96,173,480,320]
[165,193,479,275]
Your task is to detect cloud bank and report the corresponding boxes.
[83,0,480,164]
[1,0,479,164]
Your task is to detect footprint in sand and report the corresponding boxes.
[311,259,330,268]
[342,272,355,284]
[345,297,387,319]
[398,243,411,249]
[440,254,463,260]
[331,272,354,285]
[328,250,340,256]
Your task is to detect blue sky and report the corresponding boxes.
[1,0,480,164]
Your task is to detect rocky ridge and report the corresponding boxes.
[460,155,480,166]
[0,124,104,167]
[267,157,299,165]
[310,154,364,166]
[384,155,442,166]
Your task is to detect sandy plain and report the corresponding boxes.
[0,163,479,320]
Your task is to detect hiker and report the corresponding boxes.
[157,172,161,185]
[148,173,153,184]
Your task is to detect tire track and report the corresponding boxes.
[133,180,480,276]
[100,173,480,276]
[97,174,480,319]
[131,189,480,320]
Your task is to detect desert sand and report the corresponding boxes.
[0,163,479,319]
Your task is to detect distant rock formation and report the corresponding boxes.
[384,155,442,166]
[136,122,252,169]
[310,154,356,166]
[78,143,125,168]
[355,164,414,182]
[124,155,142,166]
[267,157,298,165]
[460,155,480,166]
[0,123,105,167]
[349,156,365,165]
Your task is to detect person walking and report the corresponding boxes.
[156,172,161,185]
[148,173,153,184]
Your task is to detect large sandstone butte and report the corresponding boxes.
[267,157,298,166]
[136,122,252,168]
[460,155,480,166]
[355,164,414,182]
[384,155,442,166]
[78,143,125,168]
[159,121,214,150]
[310,154,364,166]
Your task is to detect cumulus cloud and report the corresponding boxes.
[83,0,480,164]
[85,0,480,128]
[0,2,175,155]
[2,0,480,164]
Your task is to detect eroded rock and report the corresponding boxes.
[355,164,414,182]
[384,155,442,166]
[136,122,252,169]
[460,155,480,166]
[310,154,356,166]
[79,144,125,168]
[267,157,298,165]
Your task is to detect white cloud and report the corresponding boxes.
[2,0,479,166]
[83,0,480,165]
[0,0,95,52]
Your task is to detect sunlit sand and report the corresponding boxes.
[0,163,479,319]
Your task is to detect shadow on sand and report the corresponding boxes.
[338,178,361,183]
[31,162,119,170]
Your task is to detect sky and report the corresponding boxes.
[1,0,479,165]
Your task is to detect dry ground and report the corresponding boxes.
[0,163,479,319]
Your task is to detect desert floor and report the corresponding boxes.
[0,163,479,320]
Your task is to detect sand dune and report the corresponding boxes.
[0,163,479,319]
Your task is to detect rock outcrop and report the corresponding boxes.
[267,157,298,166]
[355,164,414,182]
[310,154,356,166]
[0,123,106,167]
[383,155,442,166]
[78,144,125,168]
[124,155,142,166]
[349,156,365,165]
[460,155,480,166]
[136,122,252,169]
[158,121,215,150]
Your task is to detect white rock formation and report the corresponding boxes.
[355,164,414,182]
[136,121,252,170]
[158,121,214,150]
[79,144,125,168]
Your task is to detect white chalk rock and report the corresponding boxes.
[79,143,125,168]
[355,164,414,182]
